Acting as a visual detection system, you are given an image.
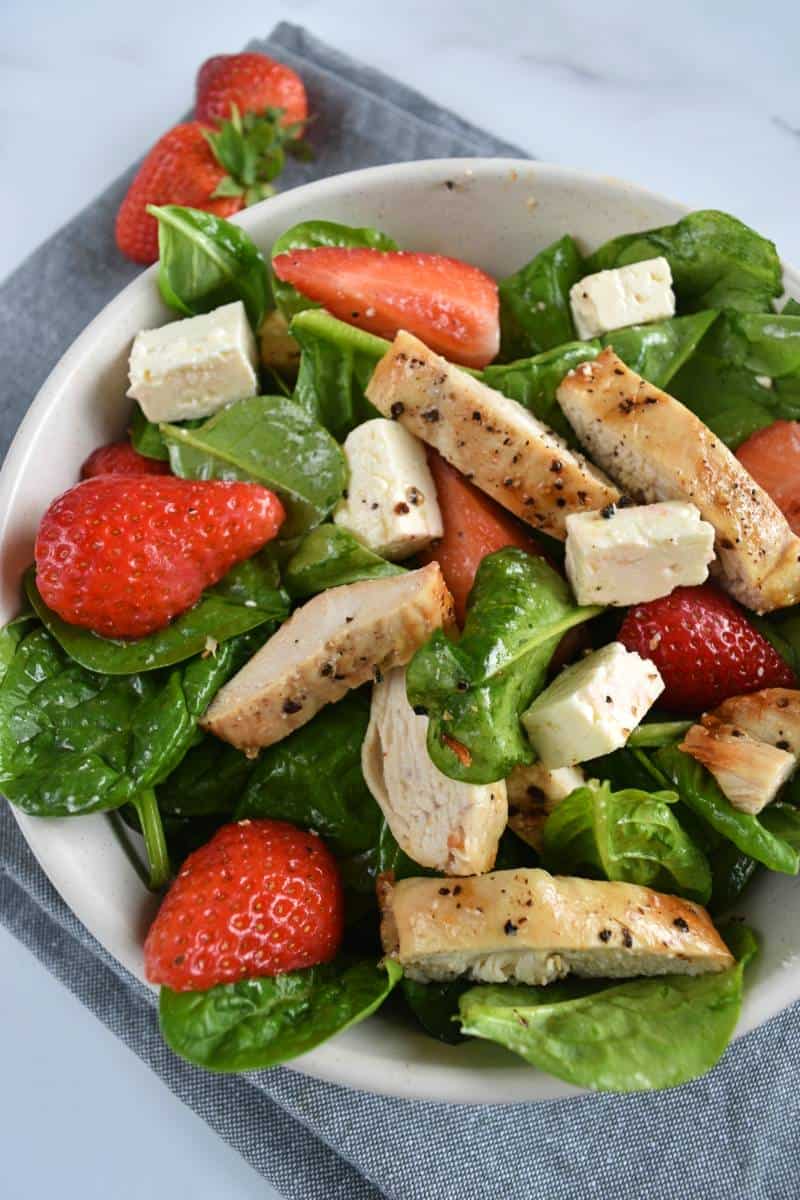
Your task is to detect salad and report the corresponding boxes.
[4,201,800,1096]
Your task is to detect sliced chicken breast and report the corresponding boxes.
[505,763,586,853]
[679,688,800,814]
[680,720,794,815]
[366,331,619,539]
[556,348,800,613]
[202,563,454,754]
[379,868,733,984]
[362,667,507,874]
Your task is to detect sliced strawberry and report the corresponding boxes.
[736,420,800,536]
[144,819,344,991]
[81,441,170,480]
[271,247,500,369]
[419,450,546,624]
[35,476,284,638]
[618,583,796,714]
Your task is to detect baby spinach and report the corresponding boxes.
[401,979,468,1045]
[130,403,170,461]
[272,219,398,323]
[161,395,346,539]
[760,802,800,849]
[25,555,288,674]
[290,309,389,440]
[235,692,380,857]
[586,210,783,314]
[498,235,584,360]
[148,205,271,330]
[406,549,602,784]
[784,298,800,316]
[458,925,757,1093]
[626,720,693,749]
[542,781,712,903]
[284,525,403,599]
[159,958,402,1072]
[482,343,598,439]
[157,736,254,818]
[0,624,252,887]
[670,311,800,448]
[655,745,799,875]
[603,310,719,388]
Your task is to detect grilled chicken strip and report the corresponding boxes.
[202,563,454,754]
[505,763,586,853]
[362,667,507,874]
[379,868,733,984]
[556,348,800,613]
[680,688,800,814]
[366,330,619,539]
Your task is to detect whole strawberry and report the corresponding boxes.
[35,476,284,638]
[144,819,344,991]
[81,440,170,480]
[196,52,307,128]
[618,583,796,714]
[115,123,244,264]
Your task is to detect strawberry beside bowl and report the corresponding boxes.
[2,159,799,1103]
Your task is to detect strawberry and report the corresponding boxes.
[196,52,307,128]
[80,440,170,480]
[115,123,244,264]
[736,420,800,536]
[618,583,796,714]
[271,248,501,369]
[116,111,309,265]
[144,819,344,992]
[35,476,284,638]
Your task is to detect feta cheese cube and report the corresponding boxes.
[522,642,664,768]
[127,301,258,423]
[569,257,676,340]
[565,500,716,606]
[334,419,443,560]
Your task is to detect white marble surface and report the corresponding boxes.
[2,1,799,1196]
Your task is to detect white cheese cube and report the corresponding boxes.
[127,301,258,423]
[334,419,443,561]
[565,500,716,606]
[569,257,676,340]
[522,642,664,768]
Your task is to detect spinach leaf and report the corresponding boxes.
[586,210,782,314]
[149,204,271,329]
[602,310,719,388]
[655,745,799,874]
[159,958,402,1071]
[670,311,800,448]
[401,979,468,1045]
[458,925,757,1093]
[406,549,602,784]
[0,613,37,686]
[784,298,800,316]
[542,781,712,903]
[272,220,398,322]
[760,802,800,849]
[284,525,403,600]
[25,555,288,674]
[161,395,346,539]
[130,403,170,461]
[235,692,380,857]
[498,235,584,360]
[482,343,599,439]
[290,309,389,440]
[626,720,693,748]
[157,736,254,818]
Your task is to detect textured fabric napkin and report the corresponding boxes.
[1,22,798,1200]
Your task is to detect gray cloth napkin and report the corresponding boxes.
[0,22,797,1200]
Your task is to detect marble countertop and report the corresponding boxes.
[2,1,799,1197]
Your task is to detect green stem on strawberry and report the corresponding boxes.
[204,104,312,207]
[132,789,171,892]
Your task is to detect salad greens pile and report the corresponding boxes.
[4,201,800,1094]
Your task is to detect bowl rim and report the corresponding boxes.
[3,156,799,1104]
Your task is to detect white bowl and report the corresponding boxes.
[3,159,799,1104]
